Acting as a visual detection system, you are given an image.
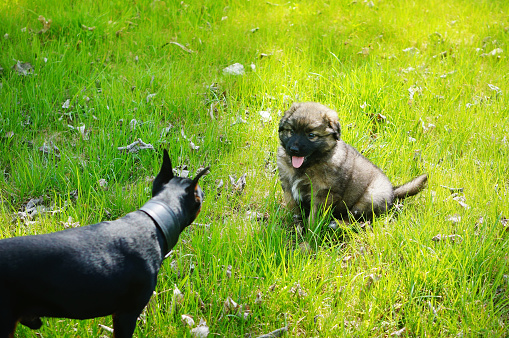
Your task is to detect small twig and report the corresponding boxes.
[98,324,114,333]
[440,185,464,194]
[117,138,154,153]
[169,41,195,53]
[256,326,289,338]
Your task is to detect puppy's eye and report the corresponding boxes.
[308,133,316,138]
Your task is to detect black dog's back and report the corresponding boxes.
[1,213,161,319]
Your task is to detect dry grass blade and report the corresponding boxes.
[256,326,289,338]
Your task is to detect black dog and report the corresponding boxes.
[0,150,209,338]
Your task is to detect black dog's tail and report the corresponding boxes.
[393,174,428,200]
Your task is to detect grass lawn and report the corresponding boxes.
[1,0,509,336]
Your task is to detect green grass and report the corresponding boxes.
[1,0,509,336]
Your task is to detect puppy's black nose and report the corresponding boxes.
[289,145,299,153]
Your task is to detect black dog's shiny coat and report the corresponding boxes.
[0,150,208,338]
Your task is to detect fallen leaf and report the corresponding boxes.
[97,178,108,191]
[328,220,339,230]
[12,61,34,76]
[77,124,89,140]
[160,123,174,136]
[452,195,469,209]
[365,274,381,289]
[408,86,422,101]
[254,291,263,304]
[180,129,200,151]
[390,327,406,337]
[37,15,52,34]
[259,110,272,122]
[488,84,502,95]
[480,48,503,57]
[420,119,436,132]
[190,318,209,337]
[129,119,138,131]
[173,165,190,178]
[432,51,448,59]
[181,314,195,327]
[402,47,419,55]
[39,141,61,158]
[223,296,239,312]
[401,66,415,73]
[189,140,199,151]
[26,197,44,211]
[500,217,509,231]
[81,24,96,31]
[439,70,456,78]
[229,173,247,194]
[62,216,80,228]
[173,285,184,304]
[231,116,247,126]
[289,283,308,297]
[17,197,66,222]
[225,264,232,278]
[432,234,463,243]
[146,93,157,103]
[358,46,370,56]
[223,63,245,76]
[446,214,462,223]
[246,211,269,222]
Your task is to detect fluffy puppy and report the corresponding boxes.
[277,102,427,225]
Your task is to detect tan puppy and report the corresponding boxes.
[277,102,427,225]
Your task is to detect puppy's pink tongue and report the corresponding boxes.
[292,156,305,168]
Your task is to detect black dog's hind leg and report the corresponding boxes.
[0,310,18,338]
[112,311,141,338]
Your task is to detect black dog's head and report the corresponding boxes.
[151,149,209,231]
[278,102,341,169]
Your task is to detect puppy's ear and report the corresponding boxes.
[279,103,300,132]
[152,149,174,197]
[329,120,341,140]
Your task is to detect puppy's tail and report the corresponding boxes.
[393,174,428,200]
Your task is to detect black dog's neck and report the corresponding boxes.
[139,200,181,255]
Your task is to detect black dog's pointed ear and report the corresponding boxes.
[185,166,210,194]
[152,149,174,197]
[193,166,210,185]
